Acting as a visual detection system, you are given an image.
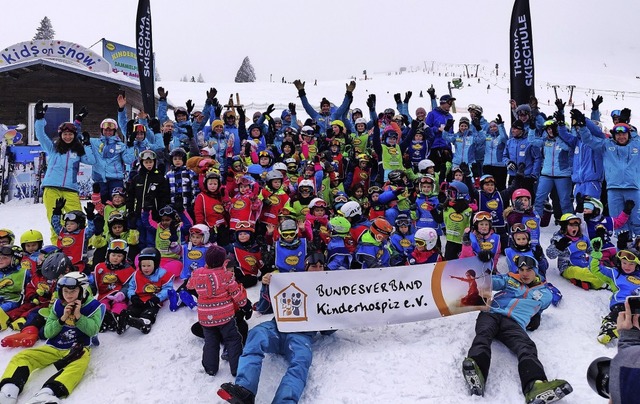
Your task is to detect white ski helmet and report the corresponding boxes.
[339,201,362,218]
[265,170,284,183]
[272,162,287,172]
[57,271,91,302]
[298,179,315,192]
[355,117,367,125]
[418,159,435,172]
[189,224,210,244]
[308,197,327,210]
[415,228,438,250]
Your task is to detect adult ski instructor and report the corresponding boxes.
[33,100,96,244]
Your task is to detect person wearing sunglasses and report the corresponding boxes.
[0,272,104,404]
[547,213,606,291]
[33,100,97,244]
[576,108,640,238]
[462,255,573,403]
[409,227,442,265]
[589,239,640,344]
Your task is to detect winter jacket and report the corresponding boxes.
[528,126,574,177]
[88,135,135,182]
[589,257,640,308]
[425,107,453,149]
[35,119,96,191]
[581,118,640,189]
[443,128,486,166]
[489,273,551,330]
[562,124,604,184]
[44,295,104,349]
[502,132,542,178]
[483,124,508,167]
[187,265,248,327]
[127,267,173,303]
[166,165,200,208]
[609,328,640,404]
[126,163,171,218]
[300,93,351,134]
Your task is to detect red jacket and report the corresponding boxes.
[187,266,247,326]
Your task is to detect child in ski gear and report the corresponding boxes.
[88,211,140,265]
[166,147,200,220]
[1,252,74,348]
[589,240,640,344]
[366,186,386,220]
[304,198,330,248]
[434,181,474,261]
[141,204,192,278]
[230,221,264,288]
[409,228,442,265]
[355,217,393,269]
[481,116,508,190]
[389,213,415,266]
[51,198,95,272]
[546,213,606,290]
[228,175,261,232]
[326,216,353,270]
[504,223,549,278]
[0,246,29,330]
[93,239,135,333]
[460,211,501,272]
[20,230,43,263]
[0,272,104,404]
[257,170,289,238]
[187,245,252,376]
[462,255,572,403]
[450,269,485,306]
[475,175,509,252]
[218,252,334,404]
[504,188,542,247]
[194,170,230,246]
[125,247,173,334]
[101,187,128,234]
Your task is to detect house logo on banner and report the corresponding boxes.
[274,283,308,322]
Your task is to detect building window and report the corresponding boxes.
[28,102,73,145]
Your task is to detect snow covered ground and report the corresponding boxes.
[1,62,635,403]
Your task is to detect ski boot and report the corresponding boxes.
[116,312,129,335]
[1,326,39,348]
[462,357,485,396]
[217,383,255,404]
[168,289,182,312]
[9,317,25,331]
[100,312,117,333]
[127,315,152,334]
[24,388,60,404]
[179,290,197,309]
[524,379,573,404]
[221,347,229,361]
[597,317,619,344]
[191,322,204,338]
[569,278,591,291]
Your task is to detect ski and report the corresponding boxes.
[0,141,13,204]
[34,151,46,204]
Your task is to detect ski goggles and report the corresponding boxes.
[567,221,581,227]
[395,219,411,227]
[511,223,528,234]
[415,239,427,247]
[515,255,537,269]
[468,104,482,113]
[0,246,14,256]
[617,250,640,264]
[298,186,313,194]
[101,121,117,130]
[63,212,81,222]
[235,221,254,232]
[57,276,83,289]
[258,151,271,158]
[474,211,493,222]
[108,212,126,223]
[311,201,327,209]
[133,124,147,132]
[158,205,177,217]
[111,187,126,197]
[280,230,297,239]
[139,150,156,160]
[368,186,382,196]
[613,124,630,134]
[0,230,12,239]
[611,110,621,118]
[334,195,349,205]
[108,239,128,251]
[189,227,206,235]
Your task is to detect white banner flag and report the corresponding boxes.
[269,257,492,332]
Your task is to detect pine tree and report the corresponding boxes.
[197,73,205,83]
[33,16,55,40]
[180,75,188,82]
[234,56,256,83]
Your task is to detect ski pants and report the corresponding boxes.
[43,187,82,244]
[0,344,91,397]
[608,188,640,235]
[467,312,547,393]
[562,265,606,289]
[534,176,573,218]
[202,318,243,376]
[573,180,602,199]
[236,320,314,403]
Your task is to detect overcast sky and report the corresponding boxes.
[2,0,639,83]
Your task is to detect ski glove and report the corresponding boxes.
[554,98,566,111]
[74,106,89,123]
[554,237,572,251]
[506,161,517,172]
[93,215,105,236]
[53,197,66,216]
[157,87,168,101]
[427,87,436,100]
[477,250,492,263]
[149,118,161,134]
[617,231,631,250]
[623,199,636,215]
[206,87,217,103]
[570,109,586,127]
[394,93,402,105]
[288,102,296,115]
[591,95,603,110]
[35,100,48,119]
[186,100,194,115]
[404,91,412,104]
[575,193,585,213]
[82,131,91,146]
[620,108,631,124]
[591,237,603,252]
[148,295,161,308]
[241,301,253,320]
[107,292,126,303]
[84,202,96,221]
[443,119,454,133]
[495,114,504,125]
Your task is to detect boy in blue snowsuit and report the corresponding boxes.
[462,255,573,403]
[218,253,336,404]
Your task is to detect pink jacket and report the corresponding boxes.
[186,266,247,327]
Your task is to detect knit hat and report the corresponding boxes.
[512,120,525,130]
[459,117,470,126]
[205,245,227,268]
[212,119,224,128]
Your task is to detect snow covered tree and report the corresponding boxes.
[235,56,256,83]
[33,16,55,40]
[197,73,205,83]
[180,75,188,82]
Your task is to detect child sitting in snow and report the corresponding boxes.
[409,228,442,265]
[51,198,95,273]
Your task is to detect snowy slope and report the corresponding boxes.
[0,64,633,403]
